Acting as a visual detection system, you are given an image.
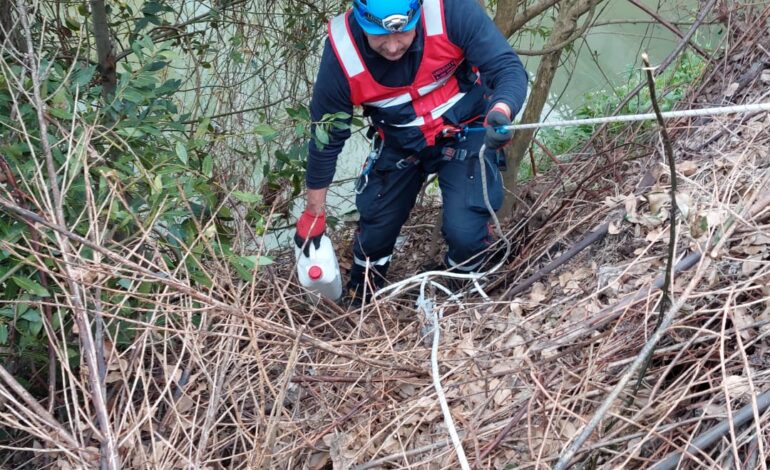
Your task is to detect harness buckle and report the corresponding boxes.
[395,155,418,170]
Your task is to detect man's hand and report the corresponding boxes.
[295,208,326,256]
[484,102,513,150]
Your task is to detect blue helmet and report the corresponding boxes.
[353,0,423,35]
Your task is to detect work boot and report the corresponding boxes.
[340,286,365,309]
[341,276,383,309]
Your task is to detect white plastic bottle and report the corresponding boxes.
[295,235,343,301]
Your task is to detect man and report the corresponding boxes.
[295,0,528,302]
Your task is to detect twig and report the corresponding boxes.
[531,252,702,354]
[0,364,95,461]
[552,277,703,470]
[577,0,718,155]
[0,155,57,413]
[476,401,529,463]
[0,196,425,375]
[258,328,303,469]
[629,52,680,396]
[504,222,609,300]
[553,166,764,469]
[626,0,709,58]
[290,374,422,383]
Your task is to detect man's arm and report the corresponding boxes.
[305,187,328,216]
[304,38,354,214]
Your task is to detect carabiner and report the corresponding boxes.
[355,135,384,194]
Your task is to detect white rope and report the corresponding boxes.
[502,102,770,131]
[417,280,471,470]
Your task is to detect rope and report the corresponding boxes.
[461,102,770,132]
[416,282,471,470]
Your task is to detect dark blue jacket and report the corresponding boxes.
[306,0,528,189]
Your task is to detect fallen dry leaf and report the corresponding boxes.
[742,255,764,276]
[675,192,693,219]
[646,191,668,215]
[723,375,750,398]
[678,160,698,176]
[529,282,548,304]
[732,307,755,340]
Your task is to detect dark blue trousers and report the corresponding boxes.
[349,130,503,292]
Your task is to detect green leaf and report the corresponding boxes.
[28,318,43,337]
[21,310,40,322]
[175,141,188,164]
[122,87,146,103]
[144,61,168,72]
[151,174,163,194]
[255,124,277,138]
[315,126,329,146]
[232,191,261,204]
[195,118,211,140]
[0,324,7,344]
[202,154,213,177]
[71,65,96,87]
[237,255,274,269]
[142,1,163,15]
[49,107,73,119]
[12,276,50,297]
[116,127,145,139]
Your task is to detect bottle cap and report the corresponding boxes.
[308,266,323,280]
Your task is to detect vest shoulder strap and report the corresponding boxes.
[328,13,365,78]
[422,0,445,37]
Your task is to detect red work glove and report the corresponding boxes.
[294,209,326,256]
[484,102,513,150]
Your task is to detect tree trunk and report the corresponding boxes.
[493,0,520,34]
[0,0,25,53]
[90,0,116,97]
[498,0,601,219]
[494,0,562,39]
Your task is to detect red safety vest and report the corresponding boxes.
[328,0,479,150]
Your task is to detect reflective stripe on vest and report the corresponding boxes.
[329,14,364,78]
[390,91,466,128]
[423,0,445,36]
[328,0,468,146]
